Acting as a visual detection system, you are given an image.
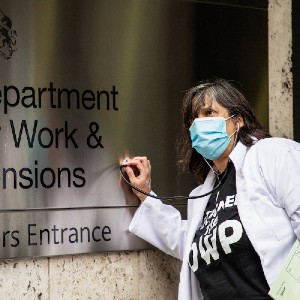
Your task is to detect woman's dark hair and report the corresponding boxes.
[177,78,271,184]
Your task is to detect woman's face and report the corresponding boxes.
[195,96,244,161]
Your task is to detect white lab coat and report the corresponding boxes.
[129,138,300,300]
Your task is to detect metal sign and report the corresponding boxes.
[0,0,190,259]
[0,208,154,259]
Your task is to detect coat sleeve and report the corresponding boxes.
[128,195,188,260]
[257,138,300,239]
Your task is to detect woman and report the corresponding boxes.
[123,78,300,300]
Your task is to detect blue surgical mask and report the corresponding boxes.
[189,116,236,160]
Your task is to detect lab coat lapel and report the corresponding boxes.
[180,171,216,300]
[191,171,215,228]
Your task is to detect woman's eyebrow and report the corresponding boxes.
[199,105,215,113]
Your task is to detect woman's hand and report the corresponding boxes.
[122,156,151,202]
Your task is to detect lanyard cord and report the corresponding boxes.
[119,165,229,201]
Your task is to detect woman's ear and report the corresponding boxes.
[236,115,244,129]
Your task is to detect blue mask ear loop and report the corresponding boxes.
[232,121,240,147]
[225,114,235,121]
[224,115,240,159]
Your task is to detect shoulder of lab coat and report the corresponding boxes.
[250,137,300,238]
[129,192,188,260]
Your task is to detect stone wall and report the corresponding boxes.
[0,251,181,299]
[269,0,293,138]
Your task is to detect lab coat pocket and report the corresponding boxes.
[253,196,294,240]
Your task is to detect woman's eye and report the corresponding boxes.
[197,108,216,117]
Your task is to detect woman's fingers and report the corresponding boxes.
[121,156,152,201]
[126,156,148,167]
[133,156,149,168]
[125,165,137,182]
[125,157,150,178]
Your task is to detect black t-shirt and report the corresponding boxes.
[189,161,272,300]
